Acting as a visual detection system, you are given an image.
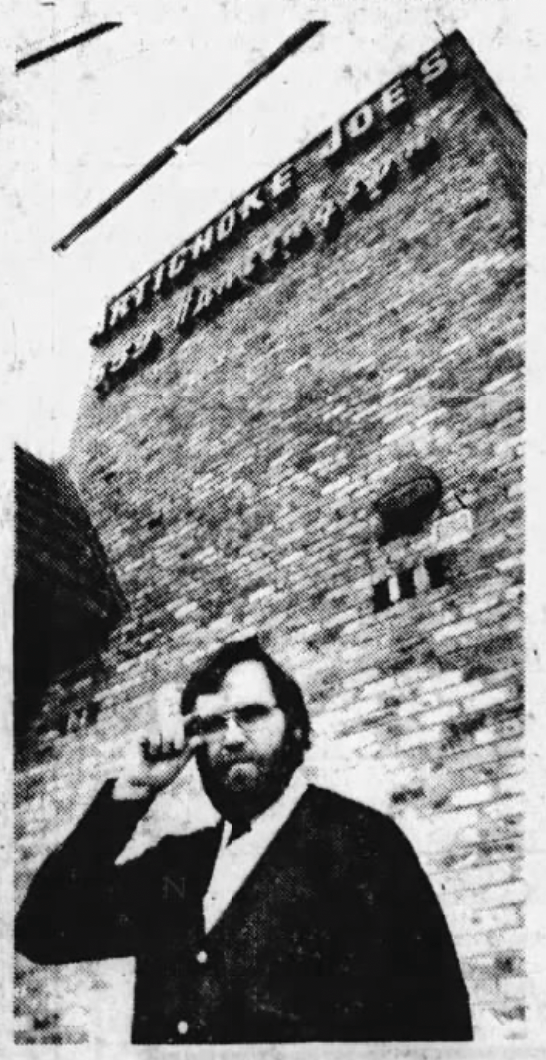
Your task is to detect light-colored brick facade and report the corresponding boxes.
[15,31,525,1044]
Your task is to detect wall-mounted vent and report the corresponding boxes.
[372,553,448,613]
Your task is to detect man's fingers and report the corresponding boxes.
[160,714,184,753]
[153,685,187,758]
[137,709,203,766]
[140,720,192,763]
[140,726,161,761]
[171,715,185,752]
[187,732,205,753]
[144,725,160,754]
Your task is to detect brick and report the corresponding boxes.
[468,903,521,933]
[457,860,517,891]
[447,745,502,771]
[433,617,477,642]
[497,774,524,798]
[484,793,525,820]
[398,698,425,718]
[495,555,524,572]
[483,370,519,394]
[451,783,497,808]
[465,686,512,713]
[461,594,502,617]
[320,700,382,737]
[495,433,524,453]
[419,670,462,694]
[502,976,526,1000]
[468,881,526,909]
[397,726,441,751]
[383,371,406,390]
[440,678,484,703]
[418,703,459,726]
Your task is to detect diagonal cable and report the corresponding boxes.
[16,21,122,72]
[52,20,328,253]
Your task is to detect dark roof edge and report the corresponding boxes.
[449,28,525,136]
[15,442,57,481]
[15,445,126,620]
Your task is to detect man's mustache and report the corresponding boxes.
[217,755,256,768]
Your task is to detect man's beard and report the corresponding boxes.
[195,727,303,823]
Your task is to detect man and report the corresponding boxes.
[16,637,472,1044]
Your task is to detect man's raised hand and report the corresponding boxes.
[113,683,202,800]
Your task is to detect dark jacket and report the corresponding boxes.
[16,781,472,1044]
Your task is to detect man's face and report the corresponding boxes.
[191,660,290,816]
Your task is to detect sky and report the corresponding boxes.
[2,0,535,461]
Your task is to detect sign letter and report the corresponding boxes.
[193,285,217,321]
[269,164,297,207]
[345,174,371,213]
[403,132,440,174]
[217,208,239,244]
[419,46,450,86]
[346,103,375,142]
[321,121,344,162]
[241,250,263,282]
[168,247,191,284]
[216,270,245,305]
[381,79,410,124]
[260,233,284,267]
[108,291,136,330]
[192,225,215,263]
[282,218,313,256]
[176,287,197,334]
[239,187,268,224]
[365,156,398,201]
[315,199,344,242]
[152,262,169,295]
[90,362,110,395]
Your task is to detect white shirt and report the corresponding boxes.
[203,769,308,934]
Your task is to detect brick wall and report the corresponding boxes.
[14,32,525,1044]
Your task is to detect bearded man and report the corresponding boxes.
[16,636,472,1043]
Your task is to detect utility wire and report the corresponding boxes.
[52,19,327,253]
[16,21,122,72]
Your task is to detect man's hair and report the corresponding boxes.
[180,636,311,755]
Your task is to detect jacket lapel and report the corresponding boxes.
[205,787,322,944]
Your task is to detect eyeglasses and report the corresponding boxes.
[186,703,277,740]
